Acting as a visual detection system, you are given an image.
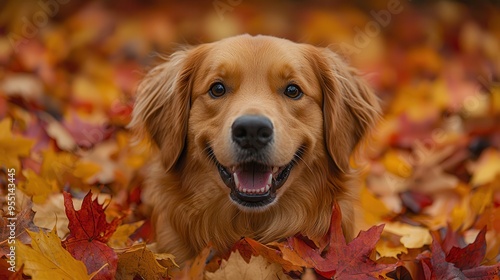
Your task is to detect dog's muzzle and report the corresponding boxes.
[209,115,299,208]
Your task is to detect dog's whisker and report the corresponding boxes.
[293,147,314,175]
[202,142,218,168]
[296,155,313,175]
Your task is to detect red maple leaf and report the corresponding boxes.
[282,203,399,279]
[233,203,399,279]
[419,228,500,279]
[63,191,122,280]
[446,227,487,270]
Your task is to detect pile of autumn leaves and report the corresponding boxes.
[1,2,500,280]
[2,166,499,279]
[1,107,500,279]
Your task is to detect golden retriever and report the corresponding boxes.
[130,34,380,263]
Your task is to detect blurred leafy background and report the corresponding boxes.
[1,0,499,279]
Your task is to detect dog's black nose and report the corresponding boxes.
[232,115,273,149]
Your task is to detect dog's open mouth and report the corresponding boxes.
[218,162,294,207]
[209,149,298,208]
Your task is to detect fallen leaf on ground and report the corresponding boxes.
[63,191,122,280]
[116,244,169,280]
[419,230,500,279]
[0,206,38,255]
[0,118,34,169]
[361,183,392,225]
[233,237,304,272]
[376,238,408,259]
[205,251,290,280]
[32,193,77,238]
[16,229,94,280]
[108,220,144,249]
[470,148,500,186]
[384,222,432,249]
[172,246,211,280]
[20,169,59,204]
[284,204,399,279]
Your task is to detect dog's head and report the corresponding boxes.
[130,35,379,210]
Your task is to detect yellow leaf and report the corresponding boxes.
[449,205,464,230]
[108,221,144,249]
[116,131,151,169]
[20,170,59,204]
[40,150,77,185]
[361,184,391,225]
[470,148,500,186]
[470,184,494,216]
[381,150,412,178]
[0,118,34,169]
[450,199,473,231]
[116,244,169,280]
[383,222,432,249]
[389,80,447,122]
[376,239,408,259]
[16,229,93,280]
[205,251,291,280]
[72,76,120,109]
[73,161,102,182]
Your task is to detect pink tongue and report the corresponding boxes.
[235,169,271,190]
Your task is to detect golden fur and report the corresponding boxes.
[130,35,380,263]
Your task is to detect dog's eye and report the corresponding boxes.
[284,84,303,99]
[209,82,226,98]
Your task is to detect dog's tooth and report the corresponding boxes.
[260,187,265,193]
[267,174,272,185]
[233,173,239,187]
[242,188,247,193]
[265,185,270,192]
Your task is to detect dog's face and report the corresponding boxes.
[188,37,325,209]
[131,35,379,211]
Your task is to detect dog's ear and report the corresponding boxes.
[312,47,380,173]
[129,46,207,171]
